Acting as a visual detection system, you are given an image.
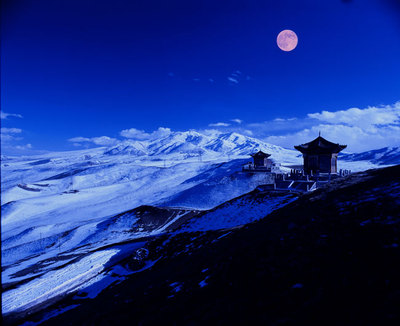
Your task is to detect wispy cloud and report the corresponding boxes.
[208,122,231,127]
[0,111,23,119]
[273,117,297,122]
[226,70,251,85]
[14,143,33,150]
[1,126,35,154]
[308,104,400,128]
[247,117,313,135]
[1,134,23,142]
[120,127,171,140]
[66,128,172,149]
[227,77,239,84]
[261,102,400,152]
[68,136,119,146]
[1,127,22,134]
[203,102,400,152]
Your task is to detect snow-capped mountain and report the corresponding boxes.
[103,130,298,162]
[341,146,400,165]
[104,140,147,156]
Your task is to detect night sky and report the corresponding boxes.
[1,0,400,152]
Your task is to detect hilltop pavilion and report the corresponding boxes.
[242,150,279,172]
[251,150,271,168]
[294,135,347,175]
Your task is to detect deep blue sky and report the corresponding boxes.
[2,0,400,151]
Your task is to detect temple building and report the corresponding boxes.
[294,135,347,175]
[251,150,271,168]
[242,150,281,172]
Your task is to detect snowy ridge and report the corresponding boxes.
[104,130,298,161]
[177,190,298,232]
[341,146,400,165]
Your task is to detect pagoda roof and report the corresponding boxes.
[294,136,347,154]
[250,150,271,158]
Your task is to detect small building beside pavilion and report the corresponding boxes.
[242,150,281,172]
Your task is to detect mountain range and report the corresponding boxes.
[103,130,298,162]
[340,146,400,165]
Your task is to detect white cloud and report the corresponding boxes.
[1,134,22,142]
[1,126,34,154]
[68,136,91,142]
[120,128,148,140]
[208,122,230,127]
[199,126,253,137]
[247,117,314,135]
[1,127,22,134]
[273,117,297,122]
[241,129,253,136]
[308,103,400,128]
[91,136,119,146]
[227,77,239,84]
[262,102,400,152]
[120,127,171,140]
[231,119,242,124]
[0,111,23,119]
[68,136,118,146]
[15,143,33,150]
[1,127,23,144]
[227,70,252,85]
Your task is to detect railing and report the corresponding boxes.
[242,164,272,172]
[339,169,352,176]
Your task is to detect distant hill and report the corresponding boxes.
[103,130,299,163]
[341,146,400,165]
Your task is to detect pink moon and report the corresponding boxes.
[277,30,298,52]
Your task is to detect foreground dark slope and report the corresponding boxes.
[29,166,400,325]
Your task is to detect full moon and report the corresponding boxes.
[277,30,298,52]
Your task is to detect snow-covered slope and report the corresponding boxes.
[158,159,275,209]
[177,190,297,232]
[341,146,400,165]
[5,165,400,325]
[1,131,301,316]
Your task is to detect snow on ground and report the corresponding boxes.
[178,192,298,232]
[1,131,390,317]
[158,159,276,209]
[1,139,288,316]
[338,160,392,173]
[2,249,119,314]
